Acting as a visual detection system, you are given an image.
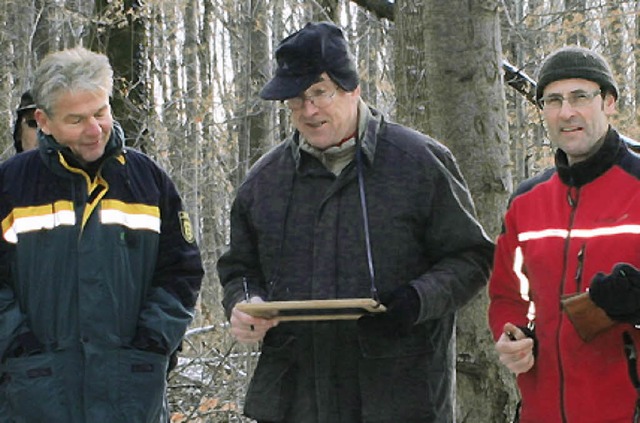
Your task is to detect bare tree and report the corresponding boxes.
[563,0,588,45]
[90,0,148,149]
[394,0,515,421]
[637,2,640,133]
[604,1,636,132]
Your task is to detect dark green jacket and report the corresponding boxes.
[0,123,203,422]
[218,107,493,423]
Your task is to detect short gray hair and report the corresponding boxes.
[32,46,113,116]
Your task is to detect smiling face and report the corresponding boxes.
[289,73,361,150]
[35,89,113,166]
[542,78,616,165]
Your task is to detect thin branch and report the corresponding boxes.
[502,59,538,106]
[349,0,394,21]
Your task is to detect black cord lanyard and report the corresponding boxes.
[268,138,380,304]
[355,144,379,304]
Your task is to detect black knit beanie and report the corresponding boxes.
[536,46,618,102]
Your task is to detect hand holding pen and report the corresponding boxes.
[243,278,255,331]
[229,277,279,344]
[495,322,535,375]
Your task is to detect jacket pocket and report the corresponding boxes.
[116,349,168,423]
[244,332,296,421]
[2,352,70,423]
[357,324,437,421]
[0,375,11,423]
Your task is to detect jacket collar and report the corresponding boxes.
[289,99,383,169]
[556,126,623,187]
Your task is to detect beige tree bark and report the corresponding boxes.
[0,1,12,158]
[183,0,202,238]
[562,0,588,45]
[91,0,148,149]
[33,0,55,61]
[248,0,271,160]
[229,1,252,186]
[356,9,381,106]
[605,1,636,131]
[163,2,183,176]
[637,2,640,134]
[394,0,516,421]
[314,0,340,20]
[272,0,290,143]
[197,0,229,325]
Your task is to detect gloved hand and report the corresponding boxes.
[5,331,44,360]
[132,327,169,355]
[589,263,640,324]
[167,342,183,374]
[358,284,420,338]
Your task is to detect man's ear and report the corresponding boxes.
[603,93,617,115]
[34,109,51,135]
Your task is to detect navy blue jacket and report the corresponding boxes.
[0,123,203,422]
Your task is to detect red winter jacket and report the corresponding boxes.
[488,128,640,423]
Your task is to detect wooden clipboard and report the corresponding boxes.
[236,298,386,322]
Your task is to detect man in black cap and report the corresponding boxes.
[12,90,38,153]
[489,46,640,422]
[217,21,493,423]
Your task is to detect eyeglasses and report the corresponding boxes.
[538,90,602,111]
[284,86,337,110]
[23,119,37,129]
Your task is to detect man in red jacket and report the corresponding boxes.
[488,46,640,422]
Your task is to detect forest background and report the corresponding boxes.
[1,0,639,422]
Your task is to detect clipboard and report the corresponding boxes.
[236,298,386,322]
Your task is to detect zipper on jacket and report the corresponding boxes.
[574,244,586,293]
[558,186,580,423]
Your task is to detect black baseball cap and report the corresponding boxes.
[13,90,37,153]
[16,91,36,114]
[260,21,359,101]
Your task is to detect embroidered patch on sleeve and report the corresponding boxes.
[178,211,195,243]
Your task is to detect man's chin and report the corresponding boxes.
[76,149,106,166]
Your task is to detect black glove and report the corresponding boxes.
[358,284,420,338]
[132,328,169,355]
[167,342,183,375]
[5,331,44,359]
[589,263,640,324]
[517,326,538,358]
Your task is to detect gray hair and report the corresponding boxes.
[32,46,113,116]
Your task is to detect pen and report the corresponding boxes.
[242,277,255,331]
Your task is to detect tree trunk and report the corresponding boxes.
[605,2,635,130]
[394,0,516,421]
[183,0,201,238]
[91,0,147,149]
[563,0,587,45]
[637,2,640,133]
[249,0,271,159]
